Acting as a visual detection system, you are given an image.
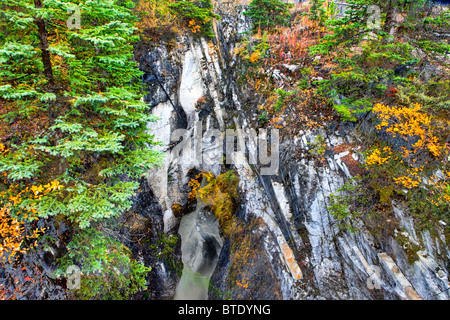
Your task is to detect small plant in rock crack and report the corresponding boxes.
[308,134,327,156]
[258,110,269,125]
[188,170,240,233]
[328,176,366,233]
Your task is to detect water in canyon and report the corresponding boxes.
[173,200,223,300]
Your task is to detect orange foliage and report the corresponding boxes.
[133,0,177,39]
[0,206,26,263]
[266,26,312,66]
[249,50,261,63]
[188,19,202,34]
[0,205,43,264]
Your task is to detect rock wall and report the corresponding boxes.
[138,4,450,300]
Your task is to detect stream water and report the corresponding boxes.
[173,201,223,300]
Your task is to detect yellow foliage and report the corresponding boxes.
[427,136,441,158]
[0,180,64,224]
[44,180,63,192]
[6,180,63,204]
[0,205,45,263]
[188,171,239,231]
[373,103,442,158]
[366,146,392,166]
[188,177,200,200]
[367,103,446,195]
[443,188,450,203]
[393,176,420,189]
[0,206,25,262]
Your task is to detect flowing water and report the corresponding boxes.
[173,201,223,300]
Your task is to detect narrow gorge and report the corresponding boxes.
[136,2,450,300]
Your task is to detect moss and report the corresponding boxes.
[394,230,421,264]
[190,170,240,233]
[225,217,272,299]
[378,185,395,205]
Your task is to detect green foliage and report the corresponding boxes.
[308,0,450,122]
[150,233,181,275]
[308,134,327,156]
[0,0,163,298]
[234,31,271,65]
[0,0,163,227]
[244,0,293,33]
[309,0,337,26]
[328,176,365,233]
[309,0,325,22]
[273,88,290,112]
[316,38,418,120]
[405,184,450,235]
[0,144,44,181]
[168,0,220,38]
[396,80,450,112]
[258,110,268,124]
[26,181,139,228]
[332,96,372,122]
[55,229,151,300]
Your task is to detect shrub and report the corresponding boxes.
[169,0,220,38]
[134,0,178,40]
[308,134,327,157]
[188,171,240,232]
[55,229,151,300]
[372,103,443,160]
[328,176,366,233]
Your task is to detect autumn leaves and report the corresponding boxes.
[365,103,449,206]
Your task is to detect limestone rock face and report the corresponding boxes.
[138,4,450,300]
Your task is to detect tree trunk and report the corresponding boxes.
[34,0,55,90]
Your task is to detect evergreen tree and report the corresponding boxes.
[244,0,293,33]
[0,0,161,299]
[309,0,450,120]
[309,0,325,22]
